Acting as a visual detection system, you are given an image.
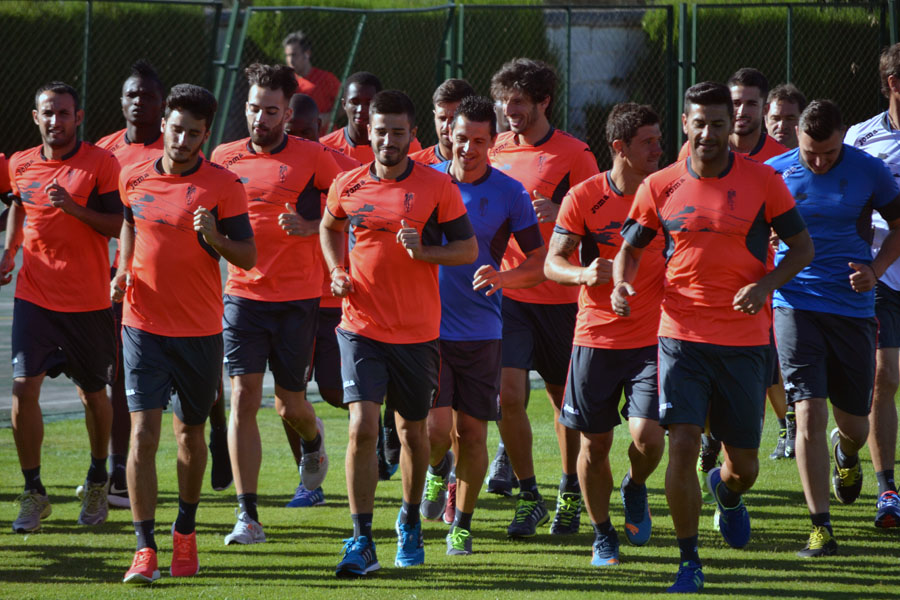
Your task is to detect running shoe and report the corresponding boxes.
[336,536,380,577]
[697,434,720,504]
[797,525,837,557]
[667,560,704,593]
[769,428,787,460]
[209,427,233,492]
[784,410,797,459]
[300,417,329,491]
[77,479,109,525]
[708,467,751,548]
[507,490,548,538]
[394,516,425,567]
[421,457,450,521]
[486,449,516,496]
[224,510,266,545]
[446,525,472,555]
[590,528,620,566]
[170,525,199,577]
[443,481,457,525]
[12,490,51,533]
[286,484,325,508]
[874,490,900,529]
[831,427,862,505]
[123,547,160,584]
[620,475,652,546]
[107,466,130,509]
[549,491,582,535]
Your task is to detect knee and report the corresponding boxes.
[632,421,665,457]
[12,378,42,402]
[130,426,159,457]
[230,390,261,422]
[581,434,613,463]
[276,399,308,424]
[875,360,900,393]
[727,456,759,490]
[349,416,378,448]
[455,418,487,448]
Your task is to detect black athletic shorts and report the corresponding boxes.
[875,281,900,349]
[658,336,768,449]
[311,306,342,391]
[336,328,439,422]
[223,294,319,392]
[774,307,877,417]
[123,326,224,426]
[435,339,502,421]
[560,344,658,434]
[501,297,576,386]
[11,298,116,393]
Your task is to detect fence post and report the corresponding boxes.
[690,3,697,86]
[329,12,368,131]
[213,5,254,150]
[564,6,570,132]
[890,0,898,46]
[786,4,793,83]
[678,3,689,134]
[456,3,464,77]
[666,5,676,164]
[81,0,93,139]
[439,2,456,83]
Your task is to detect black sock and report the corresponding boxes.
[715,480,742,509]
[810,511,832,535]
[559,472,580,494]
[777,417,787,430]
[134,519,157,551]
[110,454,127,471]
[352,513,373,539]
[429,452,452,478]
[623,471,644,491]
[301,432,322,454]
[22,467,45,495]
[174,498,199,535]
[238,493,259,523]
[835,442,858,468]
[519,476,539,496]
[400,500,420,526]
[876,469,897,495]
[677,535,700,564]
[87,455,108,484]
[592,518,614,537]
[453,509,473,531]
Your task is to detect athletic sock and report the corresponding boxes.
[677,535,700,564]
[429,452,452,478]
[715,480,742,509]
[174,498,199,535]
[559,472,580,494]
[810,511,832,535]
[453,509,473,531]
[518,476,539,497]
[300,432,322,454]
[352,513,373,539]
[777,417,787,430]
[592,518,614,538]
[238,493,259,523]
[399,500,420,527]
[110,453,127,471]
[876,469,897,495]
[87,455,108,484]
[22,466,46,496]
[134,519,157,552]
[835,442,858,468]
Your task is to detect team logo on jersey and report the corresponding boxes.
[590,195,609,214]
[278,165,288,183]
[404,193,414,213]
[479,197,489,216]
[727,190,736,211]
[185,184,197,206]
[537,155,546,173]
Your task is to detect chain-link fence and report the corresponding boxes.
[0,0,223,157]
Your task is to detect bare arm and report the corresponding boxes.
[473,245,547,296]
[544,230,611,286]
[733,228,814,314]
[850,216,900,292]
[46,179,122,238]
[610,240,646,317]
[111,219,135,303]
[396,218,477,266]
[320,210,353,297]
[193,207,256,271]
[0,202,25,285]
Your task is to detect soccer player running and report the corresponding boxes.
[766,83,807,150]
[409,78,475,165]
[320,90,476,576]
[3,81,122,533]
[115,84,255,584]
[545,103,666,566]
[614,82,813,592]
[283,30,340,135]
[768,100,900,556]
[211,64,342,544]
[843,42,900,529]
[422,95,545,554]
[487,58,599,537]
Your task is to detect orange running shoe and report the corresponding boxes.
[170,527,199,577]
[123,547,160,584]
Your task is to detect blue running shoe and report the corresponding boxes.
[394,516,424,567]
[708,467,751,548]
[620,475,652,546]
[875,490,900,529]
[336,536,380,578]
[667,560,704,593]
[590,528,620,566]
[286,484,325,508]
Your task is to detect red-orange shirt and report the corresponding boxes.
[294,67,341,116]
[325,160,471,343]
[488,128,599,304]
[212,135,342,302]
[555,172,664,349]
[622,154,802,347]
[0,153,10,198]
[95,128,165,166]
[409,144,450,166]
[678,133,788,163]
[319,127,422,164]
[8,142,121,312]
[319,149,362,308]
[120,158,251,337]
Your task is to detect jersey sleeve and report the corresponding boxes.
[555,189,585,237]
[218,177,252,241]
[437,177,467,224]
[764,170,807,240]
[870,157,900,211]
[119,166,134,223]
[571,147,600,186]
[509,185,539,233]
[677,141,690,161]
[325,179,347,219]
[621,180,659,248]
[314,145,343,192]
[96,150,122,196]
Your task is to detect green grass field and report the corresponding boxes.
[1,392,898,599]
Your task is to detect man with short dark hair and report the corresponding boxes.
[487,57,600,538]
[769,99,900,556]
[843,42,900,530]
[409,78,475,165]
[115,84,256,584]
[211,63,343,543]
[615,81,813,592]
[766,83,807,150]
[546,102,666,567]
[3,81,122,534]
[283,30,340,135]
[321,89,476,576]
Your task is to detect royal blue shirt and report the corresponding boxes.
[767,145,900,317]
[433,162,542,341]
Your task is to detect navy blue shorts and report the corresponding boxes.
[875,281,900,349]
[774,307,876,417]
[11,298,116,393]
[658,336,768,449]
[435,339,502,421]
[501,298,576,386]
[222,295,318,392]
[560,344,658,434]
[123,326,223,426]
[336,328,439,422]
[310,306,342,391]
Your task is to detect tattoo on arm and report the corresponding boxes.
[548,232,579,259]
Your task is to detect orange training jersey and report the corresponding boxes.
[326,160,471,343]
[678,133,788,163]
[212,135,342,302]
[0,153,10,197]
[8,142,121,312]
[555,171,665,349]
[319,127,423,164]
[409,144,450,166]
[120,158,251,337]
[319,150,362,309]
[622,154,801,347]
[95,128,165,166]
[488,128,599,305]
[294,67,341,115]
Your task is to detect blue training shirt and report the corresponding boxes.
[433,161,542,341]
[767,145,900,317]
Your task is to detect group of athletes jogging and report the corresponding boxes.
[4,29,900,593]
